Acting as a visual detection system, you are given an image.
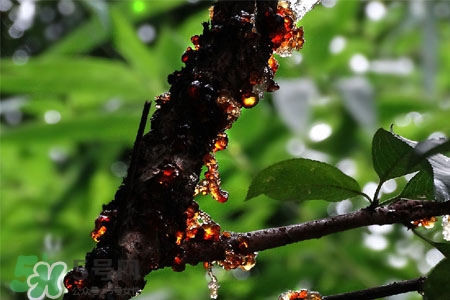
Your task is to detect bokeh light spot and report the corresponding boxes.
[309,123,332,142]
[44,110,61,124]
[366,1,387,21]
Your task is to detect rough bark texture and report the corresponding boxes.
[63,1,287,299]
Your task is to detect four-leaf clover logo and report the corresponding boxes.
[26,261,67,300]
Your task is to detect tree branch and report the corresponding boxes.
[180,200,450,263]
[62,1,294,299]
[322,277,426,300]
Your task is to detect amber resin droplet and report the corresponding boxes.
[241,93,259,108]
[217,233,258,271]
[91,226,107,242]
[172,255,186,272]
[175,231,184,246]
[188,80,202,98]
[197,153,229,203]
[221,231,231,238]
[182,47,193,63]
[268,2,304,57]
[91,210,116,242]
[237,235,250,250]
[156,164,180,186]
[203,223,221,241]
[278,289,323,300]
[411,216,437,229]
[191,35,200,50]
[64,267,88,292]
[213,132,228,152]
[268,54,279,73]
[194,179,209,196]
[216,92,241,126]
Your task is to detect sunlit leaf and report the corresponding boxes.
[246,158,364,202]
[424,259,450,300]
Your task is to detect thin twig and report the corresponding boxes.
[322,277,426,300]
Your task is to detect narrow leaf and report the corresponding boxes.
[246,158,363,202]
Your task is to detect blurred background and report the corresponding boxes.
[1,0,449,299]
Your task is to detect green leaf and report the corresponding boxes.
[246,158,364,202]
[1,113,140,144]
[372,128,423,181]
[424,258,450,300]
[374,129,450,202]
[400,171,435,200]
[395,134,450,202]
[0,57,151,100]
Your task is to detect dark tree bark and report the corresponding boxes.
[63,1,296,299]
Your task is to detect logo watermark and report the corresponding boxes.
[10,254,67,300]
[10,255,141,299]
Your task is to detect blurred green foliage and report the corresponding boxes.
[1,0,449,299]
